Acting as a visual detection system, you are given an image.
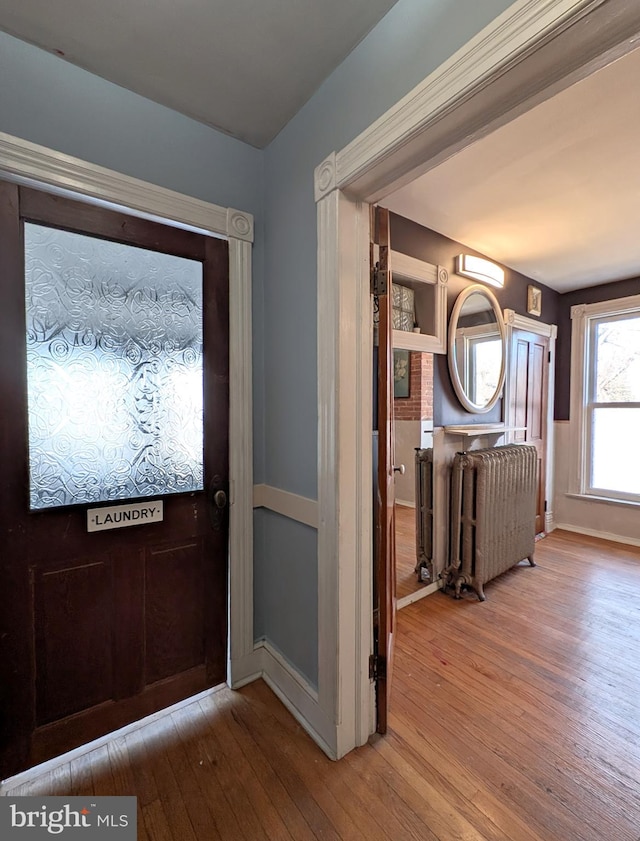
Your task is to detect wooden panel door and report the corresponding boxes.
[372,206,395,733]
[0,182,229,777]
[511,328,549,535]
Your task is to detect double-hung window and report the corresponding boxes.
[570,295,640,503]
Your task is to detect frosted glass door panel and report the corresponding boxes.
[25,224,204,510]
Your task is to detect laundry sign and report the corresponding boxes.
[87,500,164,532]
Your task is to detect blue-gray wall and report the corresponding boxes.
[260,0,515,683]
[0,29,267,484]
[0,0,516,688]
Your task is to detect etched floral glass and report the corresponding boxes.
[24,223,204,509]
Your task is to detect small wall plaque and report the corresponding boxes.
[527,284,542,317]
[87,500,164,532]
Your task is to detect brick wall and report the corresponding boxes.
[394,352,433,420]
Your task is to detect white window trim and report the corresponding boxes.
[569,293,640,503]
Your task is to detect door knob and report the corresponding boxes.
[393,464,406,475]
[214,489,227,509]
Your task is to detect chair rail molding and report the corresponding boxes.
[0,129,255,688]
[315,0,640,759]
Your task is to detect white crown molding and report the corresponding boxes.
[571,293,640,320]
[390,250,438,283]
[503,309,557,337]
[333,0,638,200]
[0,131,254,242]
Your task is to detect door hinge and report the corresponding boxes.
[548,350,551,363]
[371,263,388,297]
[544,500,548,512]
[369,654,387,681]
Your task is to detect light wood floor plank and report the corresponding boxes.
[3,530,640,841]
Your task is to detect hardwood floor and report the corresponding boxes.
[3,530,640,840]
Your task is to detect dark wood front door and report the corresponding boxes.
[511,328,549,535]
[0,182,229,778]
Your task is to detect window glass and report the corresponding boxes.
[591,407,640,495]
[585,310,640,501]
[25,223,204,510]
[594,317,640,402]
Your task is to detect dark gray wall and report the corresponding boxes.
[555,277,640,419]
[390,213,561,426]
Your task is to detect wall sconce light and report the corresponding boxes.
[456,254,505,288]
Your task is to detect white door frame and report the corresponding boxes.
[0,132,256,688]
[315,0,640,758]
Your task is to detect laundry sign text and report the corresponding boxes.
[87,500,164,532]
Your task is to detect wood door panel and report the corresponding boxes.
[31,665,209,767]
[35,558,114,725]
[372,206,395,734]
[144,540,205,684]
[514,340,529,442]
[511,328,549,535]
[529,342,545,441]
[0,181,229,778]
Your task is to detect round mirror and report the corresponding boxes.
[447,284,506,413]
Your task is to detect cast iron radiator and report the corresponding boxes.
[442,444,537,601]
[414,448,434,584]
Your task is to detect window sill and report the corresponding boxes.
[565,492,640,509]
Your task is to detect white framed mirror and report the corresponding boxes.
[390,251,448,354]
[447,284,506,413]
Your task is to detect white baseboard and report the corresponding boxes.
[395,499,416,509]
[397,578,441,610]
[256,641,337,760]
[555,523,640,549]
[228,648,262,689]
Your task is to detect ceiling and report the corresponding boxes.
[385,47,640,294]
[0,0,399,148]
[3,1,639,294]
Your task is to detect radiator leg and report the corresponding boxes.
[475,583,486,602]
[527,554,536,567]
